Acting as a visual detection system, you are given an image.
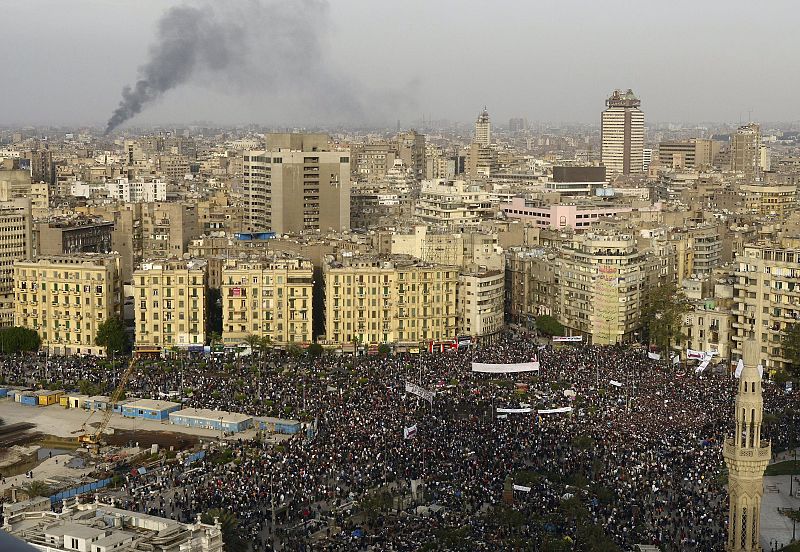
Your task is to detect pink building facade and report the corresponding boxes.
[500,197,660,230]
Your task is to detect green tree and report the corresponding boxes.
[641,282,689,353]
[781,323,800,378]
[286,342,303,358]
[78,379,99,396]
[24,480,51,497]
[0,326,41,353]
[200,509,247,552]
[307,342,324,357]
[377,343,391,357]
[95,316,130,356]
[536,315,564,337]
[244,334,262,354]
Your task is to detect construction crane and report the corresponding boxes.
[78,357,138,452]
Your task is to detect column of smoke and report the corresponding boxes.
[104,0,363,134]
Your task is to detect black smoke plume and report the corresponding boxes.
[105,0,363,134]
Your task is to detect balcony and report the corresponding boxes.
[722,437,771,461]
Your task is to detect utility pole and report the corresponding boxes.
[271,473,277,550]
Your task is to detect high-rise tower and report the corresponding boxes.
[242,133,351,234]
[730,123,762,180]
[474,108,491,147]
[723,337,771,551]
[601,89,644,176]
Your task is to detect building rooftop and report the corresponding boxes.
[124,399,181,411]
[170,408,252,423]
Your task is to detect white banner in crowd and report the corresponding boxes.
[404,424,417,439]
[497,407,534,414]
[405,382,435,404]
[537,407,573,414]
[672,355,680,365]
[553,336,583,342]
[513,484,532,492]
[694,357,712,373]
[647,352,661,360]
[686,348,705,360]
[471,362,540,374]
[609,380,623,387]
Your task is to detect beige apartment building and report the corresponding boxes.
[739,183,797,217]
[415,179,493,228]
[554,231,661,344]
[504,248,557,325]
[458,268,504,341]
[380,225,504,271]
[14,254,122,356]
[684,297,735,363]
[323,255,458,346]
[732,239,800,371]
[221,255,314,347]
[242,133,351,234]
[134,259,207,353]
[0,198,32,326]
[140,202,200,259]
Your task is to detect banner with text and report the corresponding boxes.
[537,407,573,414]
[405,382,435,404]
[471,362,540,374]
[553,336,583,343]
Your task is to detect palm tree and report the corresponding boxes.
[24,480,51,498]
[244,334,261,355]
[201,509,247,552]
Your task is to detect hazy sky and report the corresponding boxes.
[1,0,798,128]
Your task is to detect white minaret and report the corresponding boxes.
[723,337,771,551]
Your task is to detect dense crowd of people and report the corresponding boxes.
[1,333,798,551]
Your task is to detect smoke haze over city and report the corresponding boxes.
[1,0,799,127]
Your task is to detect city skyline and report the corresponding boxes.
[1,0,799,128]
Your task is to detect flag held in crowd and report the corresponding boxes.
[647,351,661,360]
[403,424,417,440]
[513,484,532,492]
[609,380,623,387]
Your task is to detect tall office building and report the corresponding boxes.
[242,133,351,234]
[730,123,762,179]
[601,89,644,176]
[474,108,491,146]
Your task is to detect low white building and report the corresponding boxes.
[3,501,223,552]
[106,178,167,202]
